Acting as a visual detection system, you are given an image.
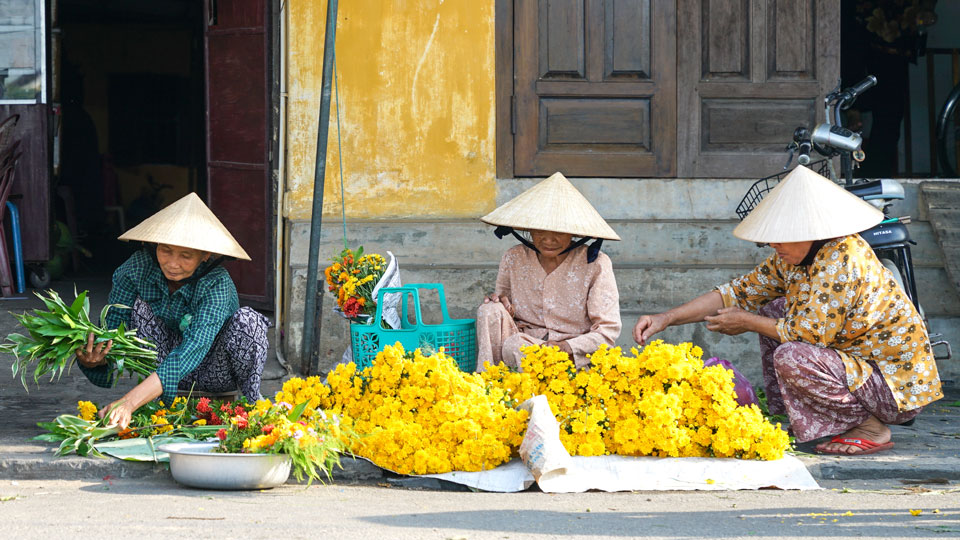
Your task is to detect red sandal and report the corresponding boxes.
[817,436,894,455]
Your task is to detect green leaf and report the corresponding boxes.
[33,433,67,442]
[287,400,309,422]
[69,290,88,319]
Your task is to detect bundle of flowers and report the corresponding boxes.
[213,400,350,483]
[1,289,157,389]
[314,344,529,474]
[40,396,352,482]
[481,340,790,460]
[37,397,226,456]
[323,246,387,319]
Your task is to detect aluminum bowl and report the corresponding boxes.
[158,441,292,490]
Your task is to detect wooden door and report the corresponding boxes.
[513,0,677,177]
[0,105,50,262]
[204,0,273,306]
[677,0,839,178]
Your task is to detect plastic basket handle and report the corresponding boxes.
[403,283,455,323]
[375,286,423,327]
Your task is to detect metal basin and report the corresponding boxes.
[158,441,292,490]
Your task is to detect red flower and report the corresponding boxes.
[343,297,362,318]
[209,413,222,426]
[262,424,274,435]
[220,403,233,413]
[236,417,249,429]
[216,428,227,440]
[234,405,248,418]
[196,397,211,414]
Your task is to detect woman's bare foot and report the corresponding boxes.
[815,415,891,455]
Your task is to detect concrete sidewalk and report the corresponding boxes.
[1,280,958,488]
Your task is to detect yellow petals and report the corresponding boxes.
[77,400,98,422]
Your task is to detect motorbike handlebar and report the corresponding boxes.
[837,75,877,110]
[793,127,813,165]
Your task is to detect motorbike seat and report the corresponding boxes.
[845,179,905,201]
[860,221,911,249]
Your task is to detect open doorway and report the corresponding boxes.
[56,0,206,278]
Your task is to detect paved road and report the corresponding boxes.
[1,477,957,539]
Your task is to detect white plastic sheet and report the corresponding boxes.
[423,394,820,493]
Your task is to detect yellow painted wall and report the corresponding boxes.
[286,0,498,220]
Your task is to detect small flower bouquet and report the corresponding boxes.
[36,397,227,457]
[1,289,158,389]
[323,246,387,322]
[213,400,350,483]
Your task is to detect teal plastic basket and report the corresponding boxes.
[349,283,477,372]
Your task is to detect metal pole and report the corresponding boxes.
[300,0,339,375]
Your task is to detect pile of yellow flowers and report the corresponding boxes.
[278,344,529,475]
[481,340,790,460]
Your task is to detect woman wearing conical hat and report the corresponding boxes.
[75,193,268,429]
[634,166,943,455]
[476,172,622,371]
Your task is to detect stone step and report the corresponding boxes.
[495,177,934,220]
[289,219,946,268]
[290,264,960,322]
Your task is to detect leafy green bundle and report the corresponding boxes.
[1,289,157,389]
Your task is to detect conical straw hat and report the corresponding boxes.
[733,165,883,243]
[118,192,251,260]
[481,172,620,240]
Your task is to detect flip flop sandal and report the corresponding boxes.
[817,436,894,455]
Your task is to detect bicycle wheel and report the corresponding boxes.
[936,83,960,177]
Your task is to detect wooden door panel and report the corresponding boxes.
[678,0,838,178]
[207,33,266,163]
[542,98,650,148]
[204,0,272,306]
[515,0,675,177]
[208,166,266,296]
[0,105,50,262]
[766,0,816,80]
[539,0,586,79]
[703,0,749,79]
[604,0,651,80]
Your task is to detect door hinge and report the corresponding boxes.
[510,95,516,135]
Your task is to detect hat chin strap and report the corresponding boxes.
[492,226,604,263]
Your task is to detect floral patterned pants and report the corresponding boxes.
[757,297,920,442]
[132,299,268,401]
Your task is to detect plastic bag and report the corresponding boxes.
[703,357,759,407]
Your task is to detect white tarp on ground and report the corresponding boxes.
[424,454,818,493]
[423,395,820,493]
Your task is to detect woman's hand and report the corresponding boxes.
[483,293,514,317]
[545,340,573,359]
[99,398,135,430]
[633,313,670,345]
[704,307,756,336]
[76,333,112,368]
[97,373,164,430]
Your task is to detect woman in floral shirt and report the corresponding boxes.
[633,166,942,455]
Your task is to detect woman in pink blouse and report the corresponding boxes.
[475,172,622,371]
[633,166,942,456]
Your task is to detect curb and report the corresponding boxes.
[0,452,385,483]
[802,456,960,482]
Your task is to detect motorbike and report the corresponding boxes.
[736,75,951,360]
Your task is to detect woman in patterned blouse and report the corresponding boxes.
[475,172,622,371]
[75,193,268,429]
[633,166,942,455]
